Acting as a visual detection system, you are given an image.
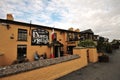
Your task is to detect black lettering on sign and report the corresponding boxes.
[31,29,49,45]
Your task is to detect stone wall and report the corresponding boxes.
[0,55,79,77]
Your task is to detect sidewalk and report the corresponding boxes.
[56,49,120,80]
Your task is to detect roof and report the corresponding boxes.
[94,35,99,37]
[0,18,79,33]
[80,29,94,34]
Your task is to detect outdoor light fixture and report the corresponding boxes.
[1,23,11,30]
[6,24,11,30]
[10,34,14,39]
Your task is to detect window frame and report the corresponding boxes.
[18,29,28,41]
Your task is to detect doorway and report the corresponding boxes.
[54,46,61,58]
[87,49,90,62]
[17,45,27,61]
[67,46,75,55]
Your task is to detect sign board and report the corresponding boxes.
[31,29,49,45]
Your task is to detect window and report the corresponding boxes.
[67,33,76,41]
[74,33,78,41]
[53,33,57,41]
[18,29,27,41]
[67,33,72,41]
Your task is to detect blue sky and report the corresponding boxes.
[0,0,120,41]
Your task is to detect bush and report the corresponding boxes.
[98,54,109,62]
[105,43,112,53]
[78,40,96,47]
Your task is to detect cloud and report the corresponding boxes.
[0,0,120,41]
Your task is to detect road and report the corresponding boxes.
[56,49,120,80]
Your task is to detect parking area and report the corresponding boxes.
[56,49,120,80]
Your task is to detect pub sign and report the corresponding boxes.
[31,29,49,45]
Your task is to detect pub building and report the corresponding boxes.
[0,14,80,66]
[80,29,94,41]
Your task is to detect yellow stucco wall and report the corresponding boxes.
[0,24,17,66]
[1,54,87,80]
[88,48,98,63]
[73,47,98,63]
[73,47,88,66]
[0,23,68,66]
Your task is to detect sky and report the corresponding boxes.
[0,0,120,41]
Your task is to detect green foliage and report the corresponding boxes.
[78,40,96,47]
[97,41,105,53]
[97,41,113,53]
[105,43,112,53]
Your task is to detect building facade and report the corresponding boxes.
[0,14,80,66]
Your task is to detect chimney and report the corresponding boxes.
[75,28,80,32]
[68,27,73,31]
[7,14,14,20]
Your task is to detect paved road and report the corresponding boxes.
[56,49,120,80]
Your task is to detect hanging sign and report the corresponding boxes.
[31,29,49,45]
